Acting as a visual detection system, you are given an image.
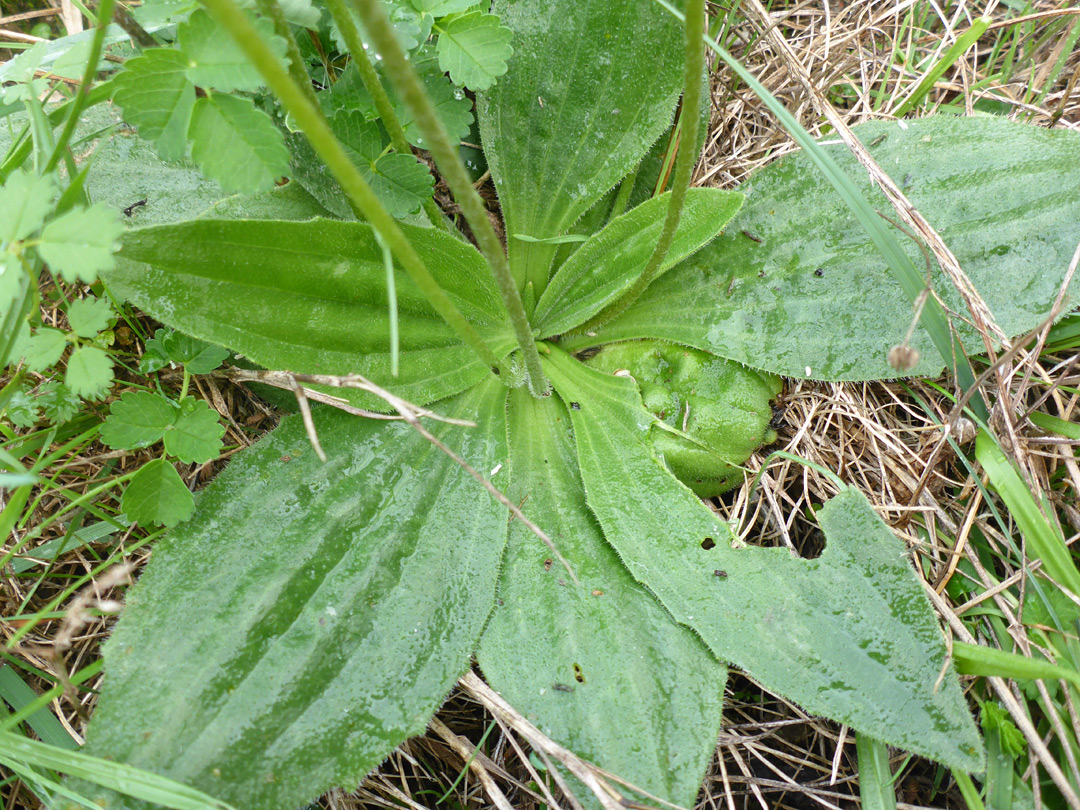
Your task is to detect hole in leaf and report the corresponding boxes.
[573,663,584,683]
[701,537,716,550]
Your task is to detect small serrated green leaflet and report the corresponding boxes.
[277,0,320,28]
[391,49,473,148]
[23,328,67,372]
[38,204,123,283]
[410,0,474,14]
[101,391,177,450]
[65,346,113,399]
[164,398,224,463]
[179,9,286,93]
[436,12,512,91]
[162,331,230,374]
[67,296,114,338]
[39,383,81,423]
[1,169,56,243]
[112,49,197,162]
[188,95,290,194]
[121,458,195,528]
[4,386,38,428]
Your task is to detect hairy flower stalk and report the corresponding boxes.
[199,0,509,379]
[579,0,706,334]
[322,0,455,234]
[350,0,551,397]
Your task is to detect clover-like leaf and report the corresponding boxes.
[67,297,114,339]
[64,346,113,399]
[121,458,195,527]
[179,9,286,93]
[101,391,178,450]
[189,94,290,194]
[1,169,56,244]
[391,49,473,148]
[164,398,225,464]
[38,204,123,283]
[112,48,196,162]
[141,329,231,375]
[435,12,512,91]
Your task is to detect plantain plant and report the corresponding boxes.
[38,0,1080,807]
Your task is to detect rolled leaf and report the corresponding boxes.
[478,0,685,292]
[566,116,1080,381]
[478,389,725,808]
[109,218,515,410]
[542,347,982,771]
[73,381,510,810]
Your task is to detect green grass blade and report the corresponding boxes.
[0,666,78,750]
[855,734,897,810]
[891,17,991,117]
[953,641,1080,691]
[953,770,987,810]
[975,430,1080,595]
[0,731,236,810]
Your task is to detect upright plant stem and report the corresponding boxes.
[255,0,319,108]
[350,0,549,397]
[44,0,116,174]
[321,0,453,234]
[581,0,705,333]
[198,0,508,378]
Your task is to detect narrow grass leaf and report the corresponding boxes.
[975,430,1080,595]
[855,735,897,810]
[953,641,1080,690]
[0,666,78,750]
[0,731,235,810]
[892,17,991,117]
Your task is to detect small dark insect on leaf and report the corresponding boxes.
[741,229,763,243]
[543,558,553,571]
[714,570,728,579]
[123,198,148,217]
[569,401,581,410]
[552,683,574,692]
[870,133,888,147]
[814,268,824,277]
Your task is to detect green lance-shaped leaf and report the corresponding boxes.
[541,347,982,772]
[478,389,725,808]
[188,94,291,194]
[566,116,1080,381]
[111,48,196,162]
[179,9,287,93]
[533,188,743,337]
[108,218,515,411]
[435,11,513,91]
[73,381,510,810]
[478,0,686,292]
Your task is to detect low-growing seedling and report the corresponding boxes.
[4,0,1080,808]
